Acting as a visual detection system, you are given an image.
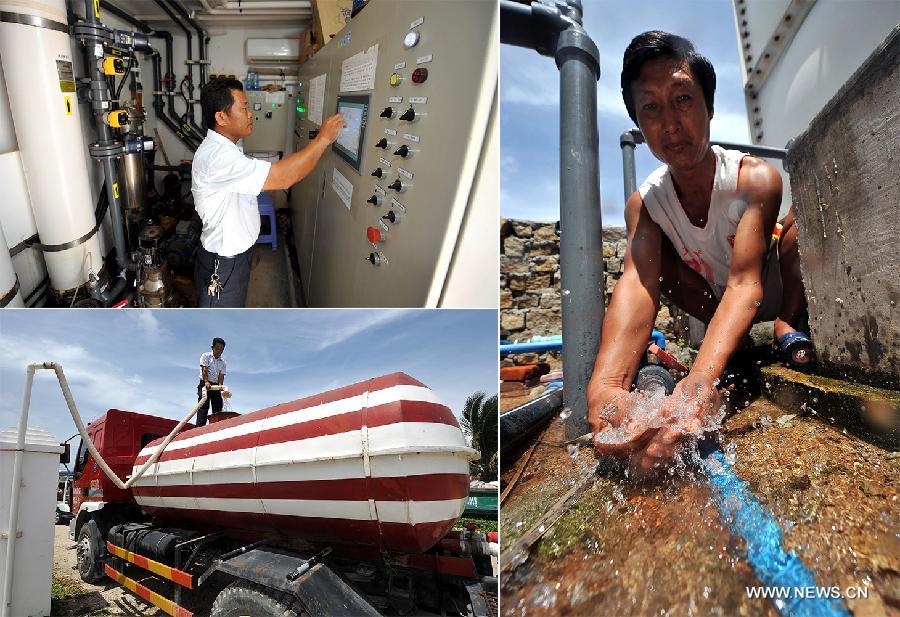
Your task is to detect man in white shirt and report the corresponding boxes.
[192,78,345,307]
[197,337,227,426]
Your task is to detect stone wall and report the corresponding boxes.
[500,219,693,347]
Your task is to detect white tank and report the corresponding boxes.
[0,220,23,307]
[732,0,899,214]
[0,0,103,294]
[0,426,64,617]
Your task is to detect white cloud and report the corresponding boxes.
[121,311,174,341]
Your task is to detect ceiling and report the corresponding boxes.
[105,0,313,28]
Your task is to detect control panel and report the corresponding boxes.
[243,90,289,152]
[289,0,497,307]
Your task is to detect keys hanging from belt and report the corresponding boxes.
[207,259,223,298]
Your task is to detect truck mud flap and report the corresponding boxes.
[215,548,380,616]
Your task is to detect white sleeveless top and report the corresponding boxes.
[638,145,750,296]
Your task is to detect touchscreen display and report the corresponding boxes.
[332,95,369,172]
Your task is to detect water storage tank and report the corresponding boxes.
[0,426,64,617]
[132,373,475,554]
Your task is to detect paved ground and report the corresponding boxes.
[500,388,899,616]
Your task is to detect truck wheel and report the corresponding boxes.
[211,581,305,617]
[76,519,105,583]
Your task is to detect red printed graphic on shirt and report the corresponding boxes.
[727,234,735,247]
[681,246,714,282]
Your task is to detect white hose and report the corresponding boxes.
[3,362,227,617]
[28,362,225,490]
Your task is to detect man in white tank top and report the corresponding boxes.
[587,31,815,473]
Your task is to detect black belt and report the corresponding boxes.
[201,245,246,260]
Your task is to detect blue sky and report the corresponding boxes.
[0,310,498,448]
[501,0,751,224]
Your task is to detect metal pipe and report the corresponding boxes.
[99,0,154,33]
[150,50,197,150]
[499,389,564,455]
[620,128,642,202]
[555,7,603,440]
[501,0,603,441]
[155,0,202,136]
[80,0,130,288]
[196,0,309,15]
[157,26,202,147]
[169,1,210,90]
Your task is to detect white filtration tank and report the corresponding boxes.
[0,0,103,293]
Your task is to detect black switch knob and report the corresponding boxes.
[399,107,416,122]
[394,145,409,158]
[371,167,384,178]
[383,210,399,223]
[265,111,272,118]
[380,107,394,118]
[375,138,388,149]
[366,194,381,206]
[309,129,319,139]
[389,179,403,191]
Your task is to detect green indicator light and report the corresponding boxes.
[272,103,276,108]
[297,107,305,113]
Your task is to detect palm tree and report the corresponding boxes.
[460,391,498,481]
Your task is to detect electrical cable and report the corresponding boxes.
[114,53,134,103]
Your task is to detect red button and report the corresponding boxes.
[366,226,382,244]
[412,67,428,84]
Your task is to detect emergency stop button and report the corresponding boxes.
[412,68,428,84]
[367,226,385,245]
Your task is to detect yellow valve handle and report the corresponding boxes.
[106,110,128,128]
[102,56,125,76]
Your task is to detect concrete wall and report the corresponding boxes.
[785,26,900,389]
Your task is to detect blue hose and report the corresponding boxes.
[700,446,850,617]
[500,331,666,355]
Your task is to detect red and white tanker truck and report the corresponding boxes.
[63,371,498,616]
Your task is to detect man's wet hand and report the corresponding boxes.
[588,388,658,459]
[318,113,345,144]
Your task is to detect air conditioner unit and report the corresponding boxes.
[246,38,300,63]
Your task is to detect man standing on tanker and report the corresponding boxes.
[197,337,227,427]
[193,78,345,307]
[588,32,817,472]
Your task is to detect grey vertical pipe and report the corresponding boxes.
[501,0,604,439]
[83,1,129,276]
[555,17,603,440]
[620,129,640,202]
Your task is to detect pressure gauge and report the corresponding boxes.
[403,31,419,49]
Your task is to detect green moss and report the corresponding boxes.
[536,485,607,560]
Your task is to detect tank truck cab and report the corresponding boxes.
[69,409,187,581]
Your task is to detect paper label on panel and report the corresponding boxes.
[308,74,326,125]
[331,167,353,210]
[384,128,397,136]
[265,91,286,105]
[340,44,379,92]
